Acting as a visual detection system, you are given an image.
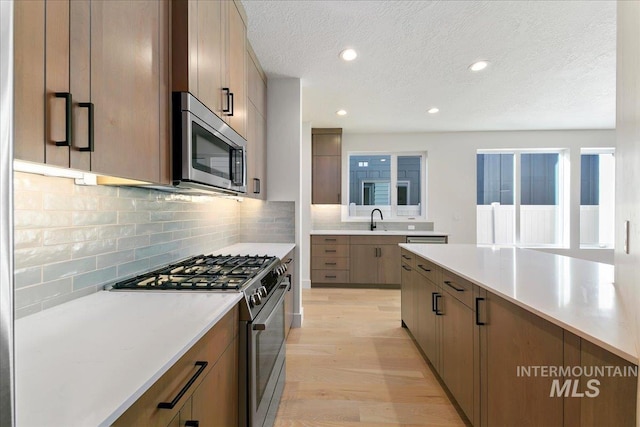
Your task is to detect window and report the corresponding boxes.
[348,153,424,218]
[580,149,615,248]
[477,150,567,247]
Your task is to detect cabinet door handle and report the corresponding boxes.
[324,262,336,266]
[325,249,336,253]
[54,92,72,147]
[431,292,437,312]
[324,238,337,242]
[185,422,200,427]
[222,88,231,115]
[402,255,412,260]
[378,247,382,257]
[417,264,431,272]
[444,280,464,292]
[476,297,486,325]
[253,178,260,194]
[402,265,412,271]
[229,91,234,116]
[325,275,336,279]
[157,361,208,409]
[434,293,443,315]
[78,102,94,152]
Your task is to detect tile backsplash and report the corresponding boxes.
[311,205,434,231]
[13,172,294,318]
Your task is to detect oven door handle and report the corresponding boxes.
[252,286,288,331]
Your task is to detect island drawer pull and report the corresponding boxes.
[325,275,337,279]
[324,238,337,242]
[325,249,337,253]
[185,421,199,427]
[157,361,208,409]
[444,280,464,292]
[417,264,431,272]
[325,262,337,266]
[402,265,412,271]
[402,254,412,260]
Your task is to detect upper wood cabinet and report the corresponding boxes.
[13,0,170,184]
[172,0,247,139]
[312,128,342,204]
[246,43,267,199]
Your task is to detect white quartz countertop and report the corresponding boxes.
[311,229,448,236]
[16,291,243,427]
[211,242,295,260]
[399,244,637,364]
[14,241,295,427]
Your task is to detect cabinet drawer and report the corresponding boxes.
[400,249,415,268]
[415,257,440,284]
[312,269,350,283]
[114,305,239,426]
[312,235,349,245]
[312,244,349,258]
[441,271,474,308]
[312,257,349,270]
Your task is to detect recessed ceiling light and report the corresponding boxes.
[336,109,347,116]
[469,60,489,71]
[427,107,440,114]
[339,48,357,61]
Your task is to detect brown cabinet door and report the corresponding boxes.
[312,155,341,204]
[69,0,91,171]
[90,0,167,182]
[377,244,401,284]
[441,292,474,422]
[191,337,239,427]
[481,291,564,427]
[246,101,258,196]
[197,0,224,117]
[14,0,45,163]
[312,133,341,156]
[401,263,416,332]
[416,276,440,373]
[227,1,247,138]
[350,244,379,284]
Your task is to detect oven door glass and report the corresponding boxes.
[191,121,231,179]
[255,299,285,404]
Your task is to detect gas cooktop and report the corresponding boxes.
[110,254,278,291]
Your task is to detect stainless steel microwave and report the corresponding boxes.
[172,92,246,194]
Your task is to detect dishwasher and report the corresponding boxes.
[406,235,448,244]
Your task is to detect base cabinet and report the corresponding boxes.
[113,306,239,427]
[350,236,404,285]
[400,252,637,427]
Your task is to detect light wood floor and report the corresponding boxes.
[274,288,467,427]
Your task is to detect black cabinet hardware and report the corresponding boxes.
[444,280,464,292]
[431,292,437,312]
[157,361,208,409]
[325,249,336,253]
[78,102,94,152]
[54,92,72,147]
[475,297,486,325]
[434,293,443,315]
[222,88,231,115]
[417,264,431,272]
[253,178,260,194]
[402,255,412,260]
[324,262,336,266]
[402,265,412,271]
[185,421,199,427]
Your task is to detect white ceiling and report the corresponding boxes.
[241,0,616,133]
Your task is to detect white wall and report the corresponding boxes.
[300,123,312,290]
[615,1,640,416]
[342,130,615,256]
[267,78,304,326]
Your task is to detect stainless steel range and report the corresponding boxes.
[111,253,291,427]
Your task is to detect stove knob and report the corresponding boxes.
[258,286,268,298]
[253,292,263,305]
[249,294,257,307]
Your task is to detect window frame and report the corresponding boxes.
[344,151,427,221]
[477,148,569,248]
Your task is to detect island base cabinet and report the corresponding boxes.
[416,274,441,374]
[480,290,565,427]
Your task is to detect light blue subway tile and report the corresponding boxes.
[163,221,185,232]
[135,241,181,259]
[99,196,136,211]
[148,252,179,269]
[117,258,150,278]
[98,224,136,239]
[136,223,164,235]
[97,250,135,269]
[172,229,191,240]
[15,303,43,319]
[75,184,117,196]
[72,211,117,226]
[71,239,117,258]
[149,211,175,221]
[14,229,43,249]
[43,227,98,245]
[14,210,72,229]
[14,244,73,269]
[118,235,150,250]
[118,186,150,199]
[149,232,173,244]
[15,278,73,309]
[118,211,150,224]
[44,193,98,211]
[43,257,96,281]
[73,266,118,290]
[14,266,42,289]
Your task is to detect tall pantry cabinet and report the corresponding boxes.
[13,0,171,184]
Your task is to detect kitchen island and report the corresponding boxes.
[399,243,637,427]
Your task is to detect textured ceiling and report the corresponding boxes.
[241,1,616,133]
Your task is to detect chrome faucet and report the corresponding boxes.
[370,208,383,231]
